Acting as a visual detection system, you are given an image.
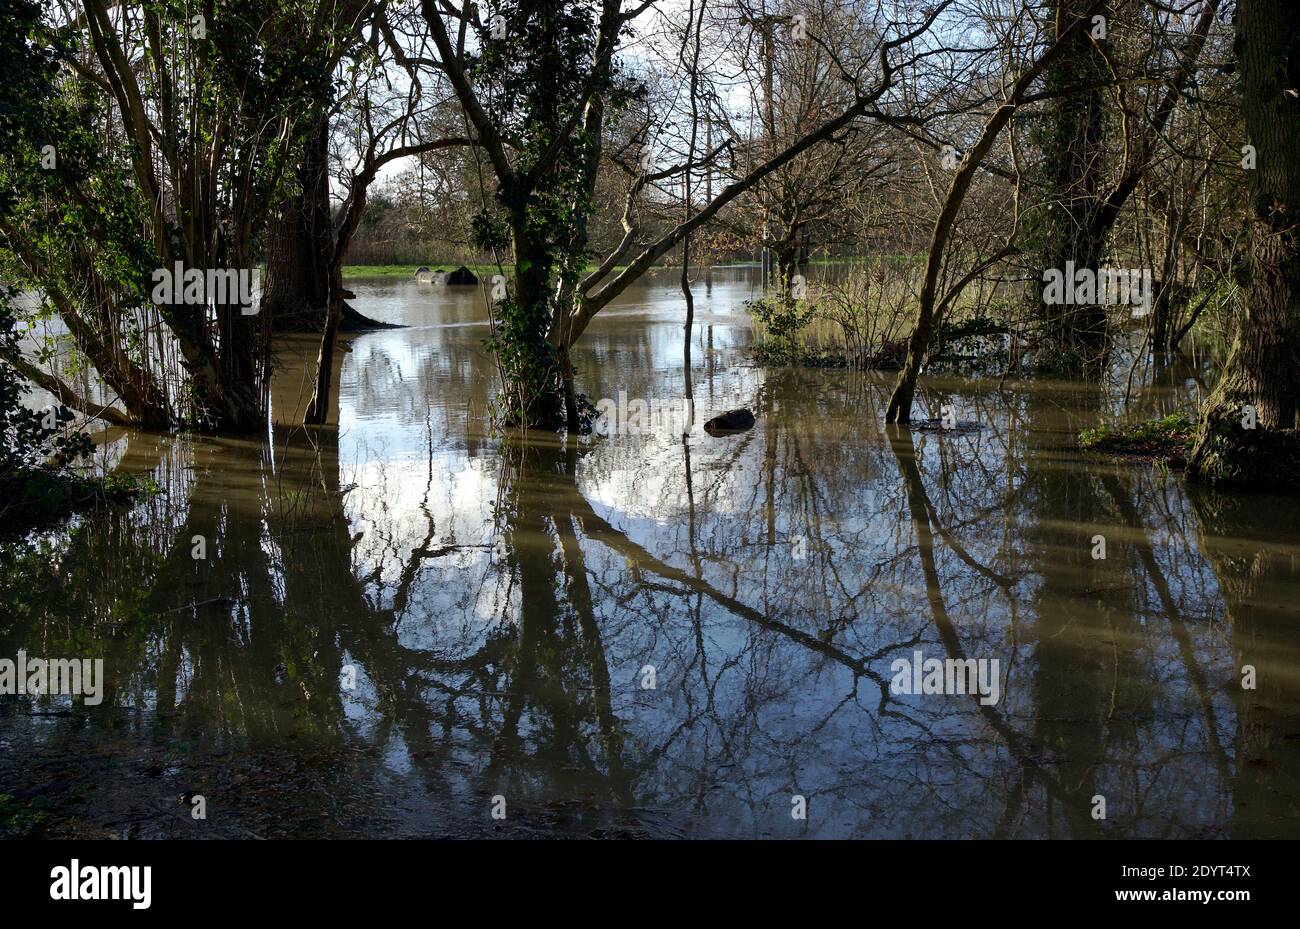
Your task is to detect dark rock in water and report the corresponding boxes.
[341,288,357,299]
[704,408,756,435]
[445,265,479,286]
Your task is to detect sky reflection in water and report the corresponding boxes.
[3,267,1300,839]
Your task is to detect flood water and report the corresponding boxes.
[3,266,1300,839]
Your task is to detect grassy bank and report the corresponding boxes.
[1079,412,1195,466]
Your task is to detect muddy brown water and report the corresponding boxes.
[2,267,1299,838]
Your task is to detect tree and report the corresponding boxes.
[1186,0,1300,489]
[0,1,168,428]
[263,111,336,332]
[422,0,955,430]
[1027,0,1113,372]
[722,0,887,298]
[1,2,330,432]
[303,3,478,423]
[262,0,429,336]
[564,2,958,424]
[885,0,1107,424]
[418,0,637,429]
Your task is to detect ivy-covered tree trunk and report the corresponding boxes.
[502,222,565,429]
[1186,0,1300,489]
[772,238,800,300]
[1031,0,1111,373]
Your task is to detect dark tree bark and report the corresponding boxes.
[263,113,333,332]
[506,220,566,430]
[1186,0,1300,489]
[265,113,398,337]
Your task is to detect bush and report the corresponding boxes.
[0,285,113,529]
[748,295,817,365]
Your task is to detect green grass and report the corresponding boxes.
[799,252,926,267]
[1079,412,1196,464]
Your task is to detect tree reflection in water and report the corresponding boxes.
[2,323,1299,839]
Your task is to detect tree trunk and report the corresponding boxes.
[1033,0,1110,372]
[773,238,800,300]
[264,113,398,335]
[1186,0,1300,489]
[558,343,579,432]
[304,266,345,426]
[504,224,565,429]
[264,113,332,331]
